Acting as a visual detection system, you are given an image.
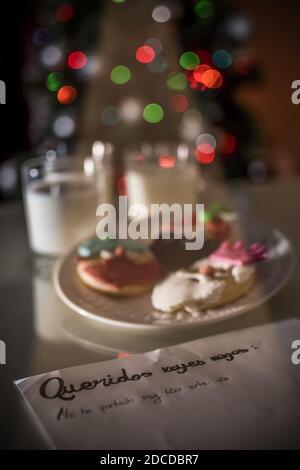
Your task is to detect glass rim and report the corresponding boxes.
[124,142,196,166]
[21,155,95,172]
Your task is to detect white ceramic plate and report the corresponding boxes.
[53,216,293,330]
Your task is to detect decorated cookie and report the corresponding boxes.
[151,270,226,313]
[208,240,267,267]
[77,243,161,296]
[152,240,267,313]
[203,204,233,242]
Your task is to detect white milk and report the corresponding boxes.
[24,174,98,256]
[126,164,198,209]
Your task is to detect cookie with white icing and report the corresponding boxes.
[151,241,266,313]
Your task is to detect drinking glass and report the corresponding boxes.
[22,155,101,257]
[124,142,199,210]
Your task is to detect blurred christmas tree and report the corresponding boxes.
[22,0,265,181]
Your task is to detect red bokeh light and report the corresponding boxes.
[234,55,253,75]
[68,51,87,70]
[159,154,176,169]
[169,94,189,113]
[197,49,212,66]
[56,4,75,22]
[219,133,237,155]
[201,69,223,89]
[195,143,215,164]
[136,46,156,64]
[57,86,78,104]
[193,64,211,83]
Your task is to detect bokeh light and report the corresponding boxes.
[201,69,223,88]
[111,65,131,84]
[143,103,164,124]
[120,98,142,123]
[53,115,75,137]
[234,55,253,75]
[148,55,169,73]
[180,109,203,141]
[92,141,105,159]
[33,28,52,46]
[41,46,62,67]
[101,106,120,126]
[145,38,163,54]
[179,52,200,70]
[198,49,212,66]
[56,4,75,22]
[136,46,156,64]
[196,133,217,150]
[195,143,215,164]
[152,5,172,23]
[219,133,237,155]
[159,155,176,169]
[57,86,78,104]
[169,94,189,113]
[212,50,232,69]
[193,64,211,83]
[46,72,64,92]
[194,1,214,19]
[78,55,101,78]
[166,71,187,90]
[225,15,252,41]
[68,51,87,70]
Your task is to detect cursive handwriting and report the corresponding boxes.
[39,368,153,401]
[210,348,249,362]
[161,360,206,375]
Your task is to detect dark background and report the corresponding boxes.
[1,0,300,171]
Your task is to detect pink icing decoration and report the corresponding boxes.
[209,241,267,266]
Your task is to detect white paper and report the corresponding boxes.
[15,319,300,449]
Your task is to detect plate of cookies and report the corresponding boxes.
[53,207,293,329]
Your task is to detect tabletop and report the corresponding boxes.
[0,178,299,449]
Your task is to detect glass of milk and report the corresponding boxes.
[22,155,102,257]
[125,142,199,210]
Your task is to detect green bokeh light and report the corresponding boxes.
[166,71,187,91]
[194,1,214,19]
[143,103,164,124]
[179,52,200,70]
[111,65,131,85]
[46,72,64,92]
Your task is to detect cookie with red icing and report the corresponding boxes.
[77,241,162,296]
